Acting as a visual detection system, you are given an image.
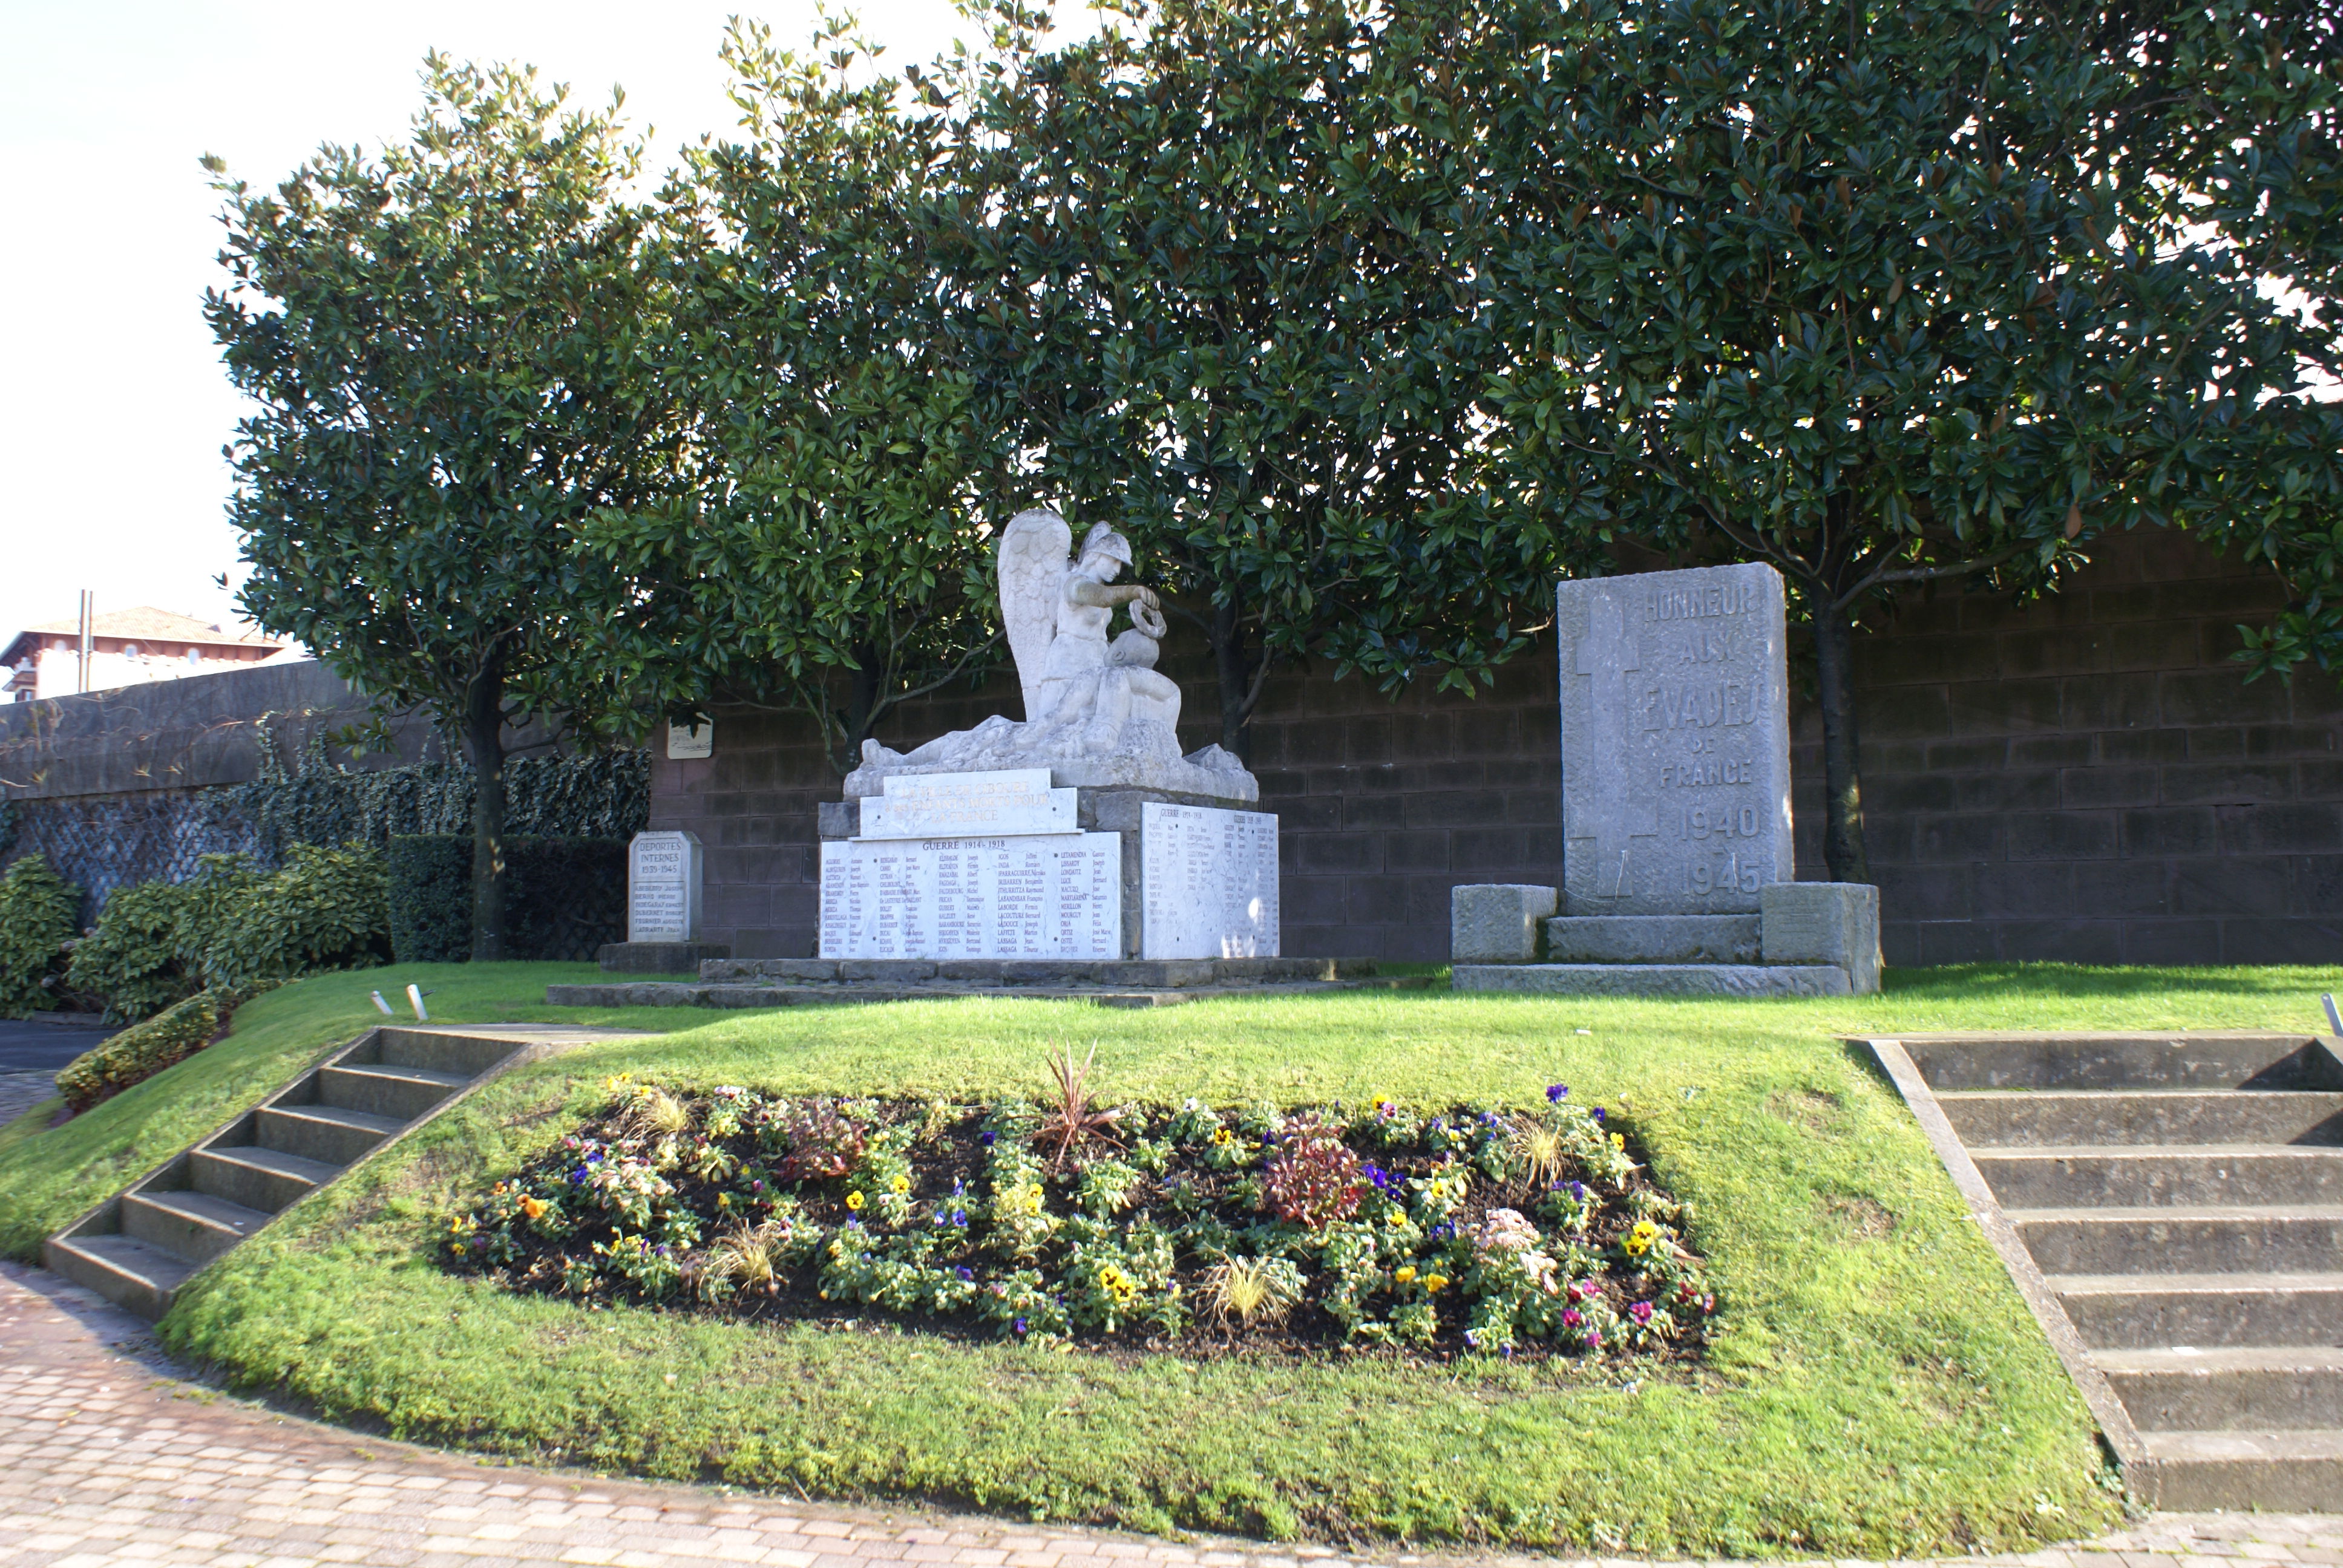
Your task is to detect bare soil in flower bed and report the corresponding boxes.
[448,1076,1717,1363]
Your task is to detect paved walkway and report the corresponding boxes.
[0,1264,2332,1568]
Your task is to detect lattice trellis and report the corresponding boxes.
[5,792,270,923]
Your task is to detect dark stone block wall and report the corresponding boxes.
[652,527,2342,965]
[1795,527,2343,966]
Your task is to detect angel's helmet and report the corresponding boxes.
[1078,522,1134,577]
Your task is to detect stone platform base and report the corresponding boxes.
[598,942,732,974]
[1452,962,1852,997]
[548,956,1421,1011]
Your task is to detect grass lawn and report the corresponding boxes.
[41,958,2315,1557]
[0,962,689,1260]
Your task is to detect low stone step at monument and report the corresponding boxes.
[1542,914,1760,964]
[1868,1026,2343,1511]
[1450,962,1852,998]
[547,958,1424,1011]
[45,1024,632,1321]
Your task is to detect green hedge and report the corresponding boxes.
[55,990,226,1113]
[0,855,80,1017]
[387,835,627,963]
[64,845,392,1022]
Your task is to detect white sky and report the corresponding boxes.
[0,1,1087,650]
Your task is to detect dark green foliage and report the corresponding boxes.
[0,855,80,1018]
[54,990,225,1114]
[388,835,626,964]
[0,800,18,860]
[387,837,473,964]
[65,880,204,1024]
[223,736,648,856]
[194,844,393,993]
[205,59,685,957]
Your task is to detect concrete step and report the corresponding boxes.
[190,1145,340,1214]
[373,1028,517,1079]
[1542,914,1760,964]
[319,1062,467,1120]
[2096,1345,2343,1431]
[258,1103,401,1166]
[1904,1033,2339,1093]
[2143,1429,2343,1511]
[120,1190,270,1265]
[2053,1271,2343,1349]
[1976,1143,2343,1207]
[1939,1088,2343,1148]
[42,1233,196,1320]
[2013,1204,2343,1275]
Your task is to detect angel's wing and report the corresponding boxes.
[997,508,1073,722]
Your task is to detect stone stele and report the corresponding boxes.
[1556,562,1792,916]
[627,830,703,944]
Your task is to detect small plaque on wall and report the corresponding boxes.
[666,720,712,759]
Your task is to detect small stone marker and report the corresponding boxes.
[627,831,703,943]
[1450,885,1556,964]
[666,720,712,760]
[1139,802,1279,959]
[1556,563,1792,914]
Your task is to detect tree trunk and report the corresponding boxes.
[464,649,510,962]
[1210,591,1254,760]
[1811,593,1870,884]
[841,641,883,774]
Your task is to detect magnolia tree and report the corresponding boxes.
[942,0,1600,756]
[586,21,1020,774]
[1403,0,2343,880]
[205,59,683,957]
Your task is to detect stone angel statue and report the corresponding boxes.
[844,508,1254,800]
[998,510,1181,745]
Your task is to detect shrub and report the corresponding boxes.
[385,835,471,963]
[387,834,627,962]
[0,855,80,1018]
[54,990,225,1112]
[189,843,392,992]
[65,878,203,1023]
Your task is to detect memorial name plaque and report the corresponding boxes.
[666,721,712,760]
[1140,803,1279,959]
[628,831,703,942]
[1556,563,1791,915]
[858,769,1076,839]
[818,833,1121,960]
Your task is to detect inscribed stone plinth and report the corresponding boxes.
[1138,802,1278,959]
[1556,564,1792,915]
[818,834,1121,961]
[626,831,703,944]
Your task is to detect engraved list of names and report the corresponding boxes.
[819,834,1121,960]
[1555,563,1792,915]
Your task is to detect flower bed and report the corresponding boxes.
[450,1070,1717,1358]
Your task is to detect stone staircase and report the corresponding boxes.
[1883,1030,2343,1511]
[46,1025,615,1320]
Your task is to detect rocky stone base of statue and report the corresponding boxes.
[597,941,731,974]
[1449,882,1881,996]
[845,720,1257,804]
[546,956,1426,1011]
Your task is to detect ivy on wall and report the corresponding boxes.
[220,722,650,853]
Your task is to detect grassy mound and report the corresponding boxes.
[31,961,2342,1552]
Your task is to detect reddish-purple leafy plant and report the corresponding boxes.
[772,1099,865,1181]
[1263,1117,1366,1227]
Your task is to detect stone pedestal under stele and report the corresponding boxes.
[1450,562,1880,996]
[816,768,1279,963]
[600,829,727,973]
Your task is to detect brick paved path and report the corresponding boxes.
[0,1263,2332,1568]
